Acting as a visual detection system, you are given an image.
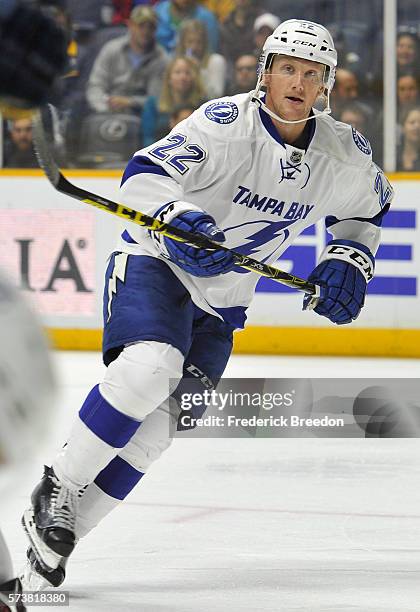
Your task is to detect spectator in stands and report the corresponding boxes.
[4,119,38,168]
[226,53,258,95]
[253,12,280,56]
[110,0,134,25]
[221,0,262,64]
[334,68,359,102]
[331,68,373,117]
[141,56,205,145]
[331,68,379,153]
[110,1,160,26]
[338,101,370,135]
[199,0,235,23]
[397,106,420,171]
[175,19,226,99]
[397,73,419,123]
[155,0,219,54]
[397,30,420,78]
[169,103,196,129]
[86,6,168,114]
[338,100,382,162]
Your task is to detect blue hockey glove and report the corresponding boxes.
[303,240,375,325]
[164,211,235,277]
[159,209,235,277]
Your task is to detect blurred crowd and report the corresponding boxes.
[3,0,420,171]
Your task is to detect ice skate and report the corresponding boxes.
[20,546,68,591]
[22,466,82,572]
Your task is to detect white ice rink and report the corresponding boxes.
[3,352,420,612]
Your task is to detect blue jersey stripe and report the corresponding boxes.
[325,204,390,230]
[121,155,170,187]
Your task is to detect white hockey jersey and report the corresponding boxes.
[118,92,393,327]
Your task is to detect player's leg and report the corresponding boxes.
[22,255,195,572]
[76,307,234,536]
[22,308,234,588]
[21,400,176,590]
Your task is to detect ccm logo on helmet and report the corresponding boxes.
[292,40,317,47]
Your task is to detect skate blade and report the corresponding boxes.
[21,509,62,572]
[20,560,53,592]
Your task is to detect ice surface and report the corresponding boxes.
[2,352,420,611]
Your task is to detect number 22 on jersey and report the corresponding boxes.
[149,133,206,175]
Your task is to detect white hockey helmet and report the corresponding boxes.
[252,19,338,124]
[0,273,56,470]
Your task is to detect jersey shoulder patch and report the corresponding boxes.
[194,93,251,137]
[351,127,372,156]
[204,100,239,124]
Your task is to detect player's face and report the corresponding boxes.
[264,56,325,122]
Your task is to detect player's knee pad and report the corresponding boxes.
[119,400,177,472]
[99,341,183,422]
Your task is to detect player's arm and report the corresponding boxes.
[119,119,235,277]
[304,164,393,324]
[0,0,67,118]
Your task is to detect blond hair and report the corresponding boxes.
[159,56,205,114]
[175,19,210,66]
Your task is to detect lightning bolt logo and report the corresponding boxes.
[223,219,298,273]
[107,253,128,322]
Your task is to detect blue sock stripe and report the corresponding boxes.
[94,455,144,500]
[79,385,141,448]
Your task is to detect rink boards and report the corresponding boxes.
[0,170,419,357]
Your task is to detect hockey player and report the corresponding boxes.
[0,2,66,609]
[0,273,56,610]
[22,19,393,587]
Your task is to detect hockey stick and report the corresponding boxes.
[31,107,320,297]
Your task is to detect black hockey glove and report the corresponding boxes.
[0,0,68,116]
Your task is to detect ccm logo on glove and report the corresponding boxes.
[322,244,374,282]
[303,239,375,325]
